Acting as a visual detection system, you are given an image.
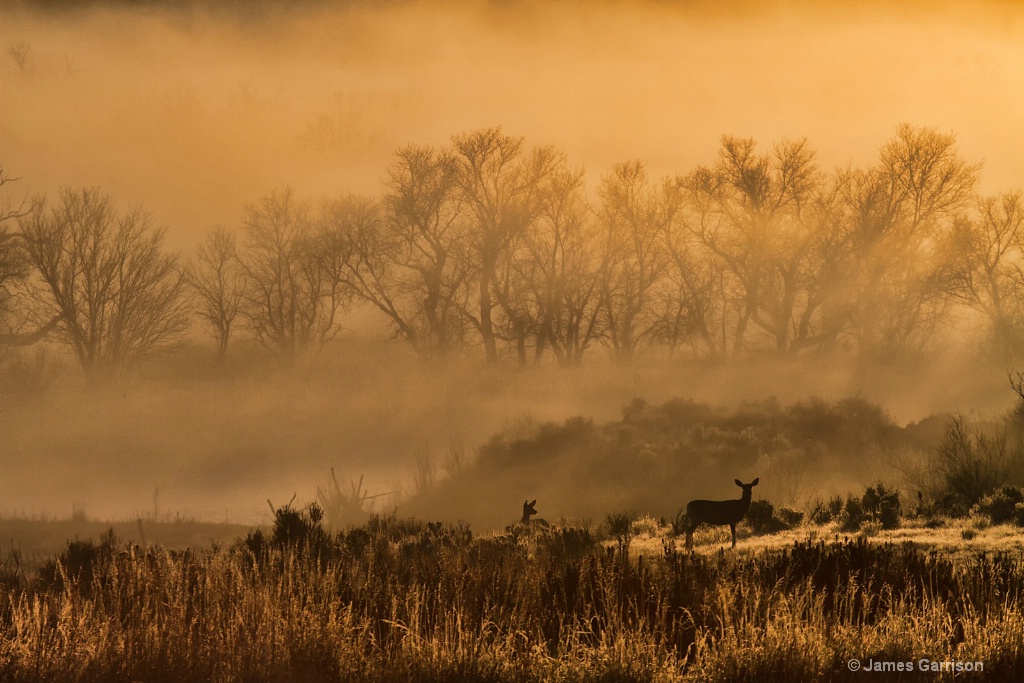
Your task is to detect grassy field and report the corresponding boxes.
[639,515,1024,558]
[0,510,1021,682]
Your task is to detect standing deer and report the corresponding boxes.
[521,500,550,528]
[684,478,759,549]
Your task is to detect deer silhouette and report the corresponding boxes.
[521,500,550,528]
[684,478,759,549]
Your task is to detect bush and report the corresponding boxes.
[604,511,636,539]
[630,515,662,538]
[933,491,970,518]
[777,507,804,527]
[809,495,843,525]
[862,483,902,530]
[840,496,865,532]
[746,500,789,535]
[839,484,902,532]
[932,413,1009,509]
[536,526,598,560]
[976,486,1024,525]
[239,503,335,561]
[38,529,118,595]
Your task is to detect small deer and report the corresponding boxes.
[521,500,551,528]
[684,478,759,549]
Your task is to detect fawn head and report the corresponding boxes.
[735,478,760,494]
[523,499,539,520]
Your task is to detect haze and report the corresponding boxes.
[1,0,1022,527]
[4,1,1023,240]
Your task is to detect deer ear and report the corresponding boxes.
[530,499,536,506]
[735,479,743,487]
[752,478,760,486]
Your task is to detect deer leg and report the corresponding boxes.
[730,522,736,549]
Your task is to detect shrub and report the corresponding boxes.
[746,500,788,535]
[316,470,379,528]
[604,511,636,539]
[38,529,118,595]
[836,484,902,532]
[862,482,902,530]
[630,515,662,538]
[808,500,829,525]
[976,486,1024,525]
[777,507,804,527]
[933,491,970,518]
[536,526,598,560]
[239,503,335,561]
[809,495,843,525]
[932,412,1009,509]
[840,496,865,532]
[828,495,844,519]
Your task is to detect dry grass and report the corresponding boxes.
[0,512,1022,681]
[622,514,1024,559]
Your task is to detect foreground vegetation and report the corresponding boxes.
[1,507,1023,682]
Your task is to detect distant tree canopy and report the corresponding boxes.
[19,188,188,375]
[5,123,1024,373]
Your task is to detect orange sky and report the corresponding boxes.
[2,0,1022,251]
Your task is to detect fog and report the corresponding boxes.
[4,1,1023,242]
[2,345,1012,527]
[1,0,1023,528]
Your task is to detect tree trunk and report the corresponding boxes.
[478,266,497,362]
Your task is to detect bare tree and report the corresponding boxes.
[6,42,31,71]
[947,192,1024,362]
[0,165,44,347]
[372,145,471,356]
[657,179,720,358]
[490,154,604,365]
[187,226,246,358]
[682,137,834,358]
[844,124,980,359]
[239,187,349,356]
[526,162,604,365]
[317,194,415,341]
[596,161,671,361]
[20,188,188,375]
[452,127,557,362]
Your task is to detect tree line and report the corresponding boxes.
[1,124,1021,375]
